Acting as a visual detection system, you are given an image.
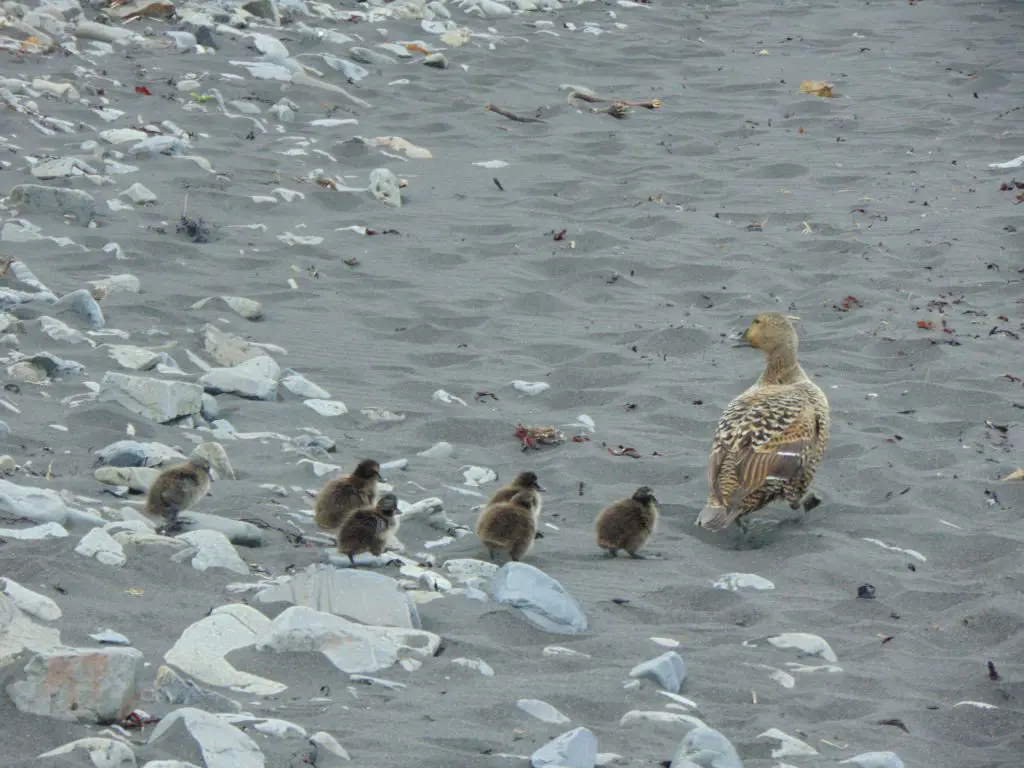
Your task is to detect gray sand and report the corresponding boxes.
[0,0,1022,766]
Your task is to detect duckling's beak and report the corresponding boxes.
[536,484,547,493]
[378,473,388,483]
[729,328,752,348]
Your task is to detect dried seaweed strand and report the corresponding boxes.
[484,104,545,123]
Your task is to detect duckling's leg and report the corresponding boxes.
[347,553,357,565]
[626,549,646,559]
[605,547,619,558]
[736,516,750,536]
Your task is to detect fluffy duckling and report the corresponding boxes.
[337,493,401,564]
[484,471,546,516]
[475,489,541,562]
[697,312,830,533]
[314,459,384,530]
[145,457,214,534]
[595,486,660,558]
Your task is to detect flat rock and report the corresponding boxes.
[164,603,285,696]
[8,183,95,224]
[0,521,69,540]
[200,324,267,366]
[1,577,62,621]
[99,372,204,424]
[629,651,686,693]
[192,441,235,480]
[173,530,250,575]
[148,707,265,768]
[280,369,330,399]
[94,465,161,492]
[670,726,743,768]
[531,726,597,768]
[0,479,102,529]
[0,593,63,666]
[175,511,264,547]
[490,562,588,635]
[368,168,401,207]
[841,753,905,768]
[255,605,440,674]
[38,737,137,766]
[200,356,280,401]
[7,646,143,723]
[254,565,421,629]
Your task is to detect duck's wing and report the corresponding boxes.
[711,387,819,511]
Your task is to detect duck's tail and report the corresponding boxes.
[695,503,733,532]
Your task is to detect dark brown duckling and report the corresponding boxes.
[337,493,401,565]
[314,458,384,530]
[475,489,541,563]
[595,486,660,558]
[145,456,213,535]
[484,471,546,516]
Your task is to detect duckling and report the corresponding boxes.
[595,486,660,558]
[337,493,401,564]
[484,471,546,516]
[314,459,384,530]
[475,489,541,562]
[145,456,214,535]
[696,312,830,533]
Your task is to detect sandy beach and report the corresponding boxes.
[0,0,1022,766]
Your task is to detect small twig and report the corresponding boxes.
[484,104,545,123]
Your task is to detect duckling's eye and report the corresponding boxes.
[752,318,761,324]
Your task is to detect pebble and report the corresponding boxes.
[75,527,127,567]
[712,573,775,591]
[629,651,686,693]
[148,708,264,768]
[517,698,571,724]
[767,632,838,663]
[368,167,402,207]
[531,727,598,768]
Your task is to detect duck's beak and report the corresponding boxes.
[729,327,752,348]
[536,484,547,493]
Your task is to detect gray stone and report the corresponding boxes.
[281,369,330,399]
[31,157,95,179]
[531,727,597,768]
[122,182,156,204]
[8,183,96,224]
[242,0,279,23]
[0,479,104,529]
[423,52,448,69]
[489,562,588,635]
[201,393,221,420]
[37,737,136,765]
[9,352,85,380]
[192,441,235,480]
[152,665,242,712]
[200,355,280,401]
[629,651,686,693]
[59,288,105,329]
[6,646,143,724]
[348,46,395,66]
[95,440,186,468]
[254,565,421,629]
[368,168,401,208]
[176,511,264,547]
[841,753,905,768]
[148,707,264,768]
[94,465,161,492]
[670,727,743,768]
[99,372,204,423]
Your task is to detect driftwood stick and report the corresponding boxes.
[484,103,545,123]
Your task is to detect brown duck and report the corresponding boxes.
[314,459,384,530]
[696,313,830,533]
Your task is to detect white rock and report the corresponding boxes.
[164,604,285,695]
[432,388,467,406]
[255,605,440,674]
[38,737,136,767]
[90,628,130,645]
[309,731,350,762]
[254,565,420,628]
[757,728,817,758]
[712,573,775,591]
[512,380,550,395]
[621,710,707,730]
[174,530,250,575]
[629,651,686,693]
[0,593,63,666]
[461,465,496,486]
[670,726,742,768]
[281,371,330,399]
[452,657,494,677]
[94,465,161,492]
[840,752,905,768]
[192,295,263,320]
[368,167,401,207]
[75,527,127,567]
[767,632,838,662]
[1,577,62,621]
[99,372,203,424]
[192,442,235,481]
[0,521,69,540]
[417,441,453,459]
[517,698,570,724]
[201,324,267,366]
[148,708,265,768]
[122,182,156,204]
[531,727,597,768]
[304,399,348,417]
[200,356,280,401]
